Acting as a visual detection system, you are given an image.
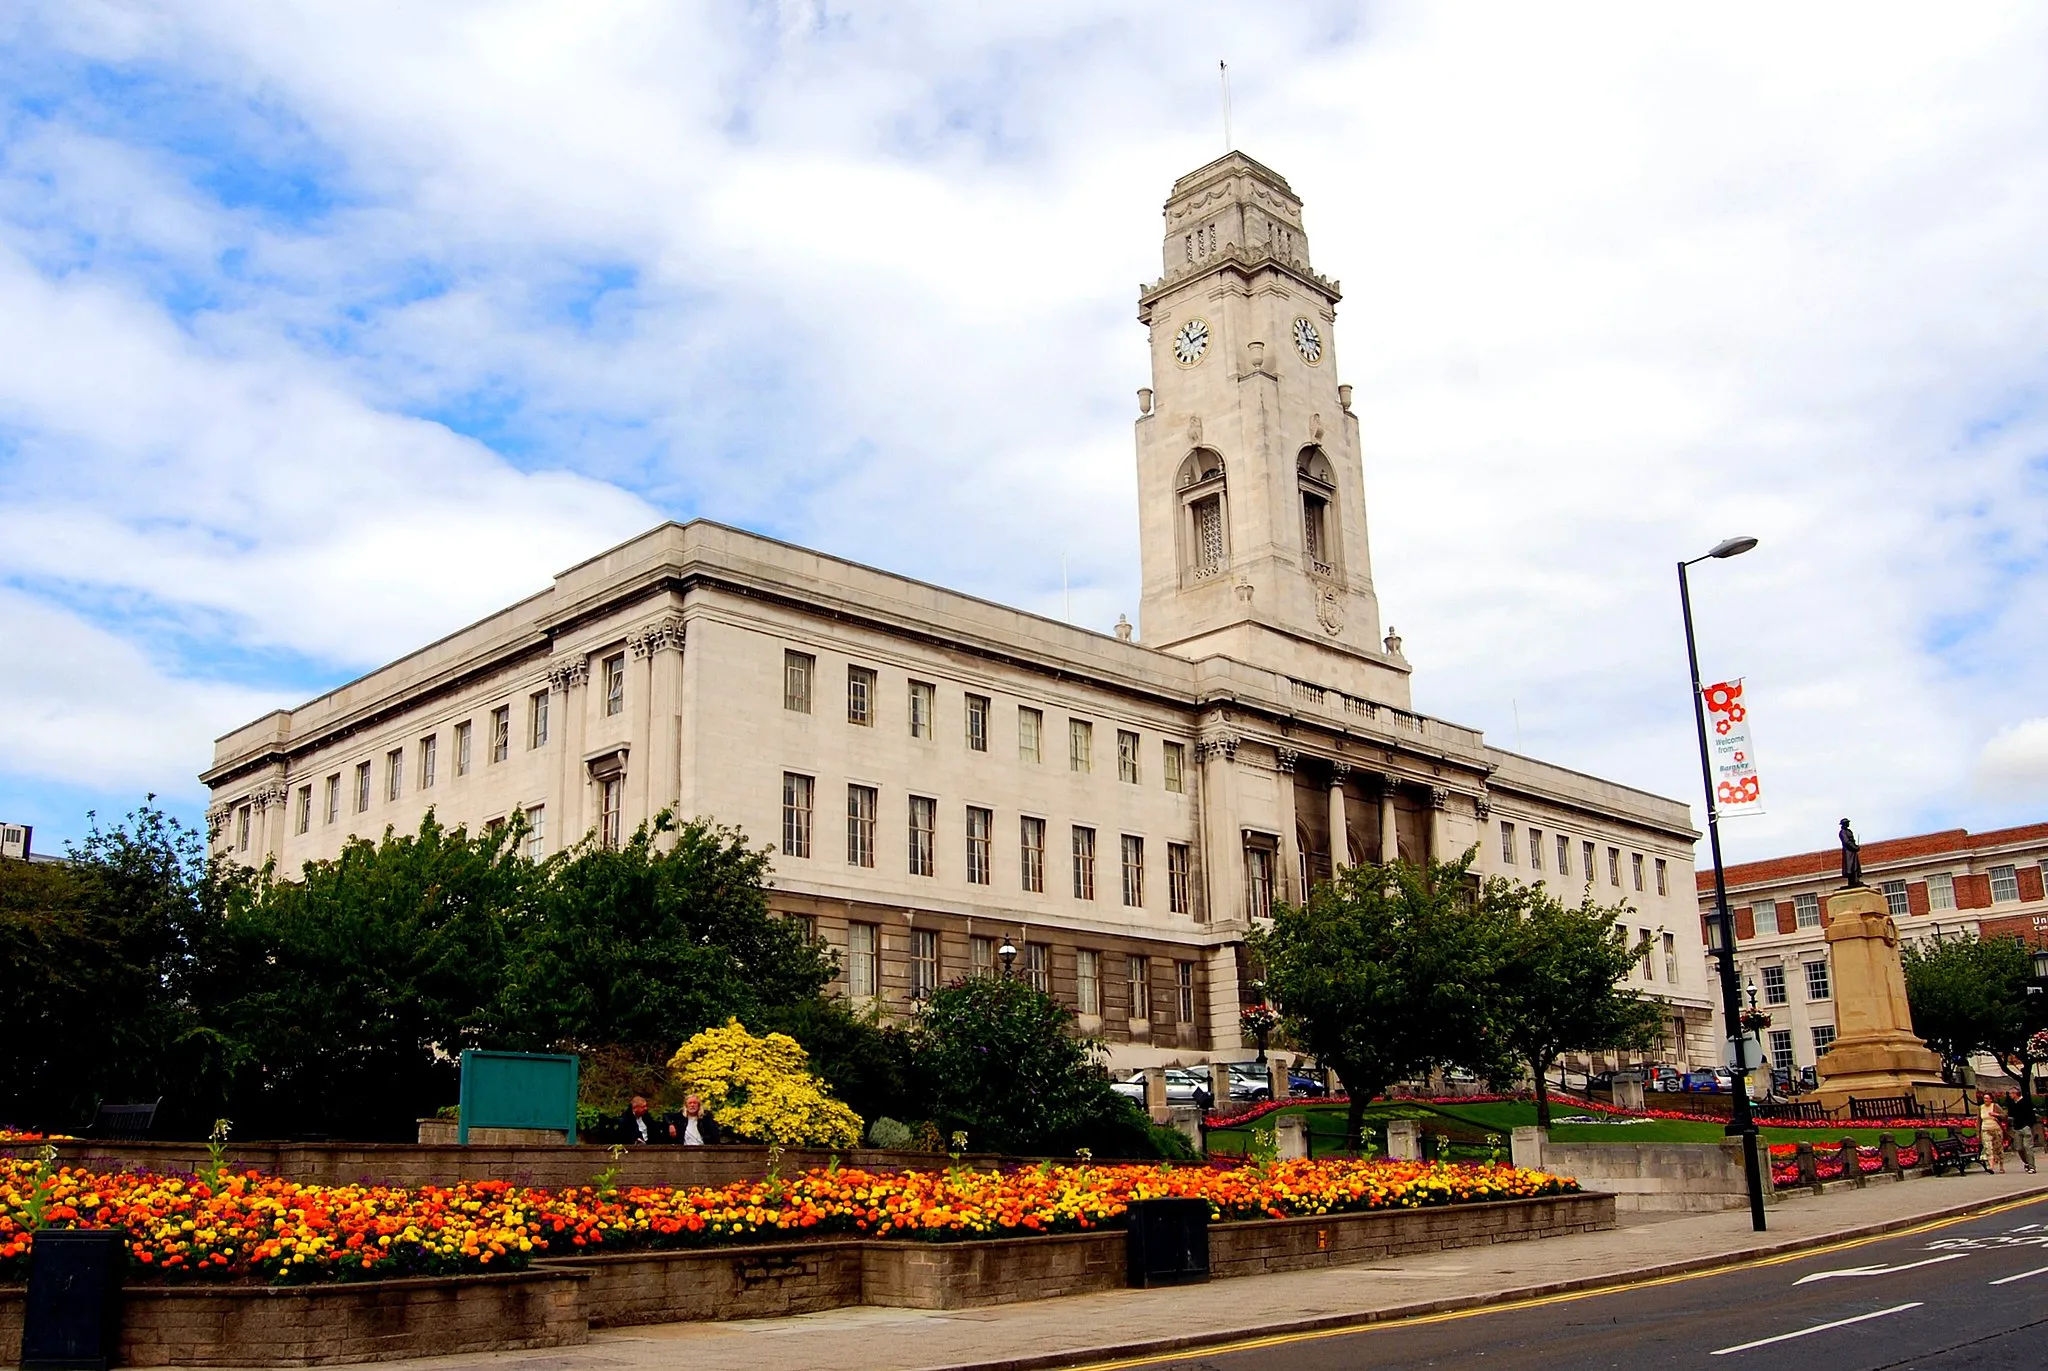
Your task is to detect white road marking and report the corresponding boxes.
[1711,1303,1923,1356]
[1792,1253,1970,1285]
[1989,1264,2048,1285]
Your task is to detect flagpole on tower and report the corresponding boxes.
[1220,61,1232,152]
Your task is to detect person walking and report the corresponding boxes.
[2008,1090,2038,1174]
[1979,1092,2009,1172]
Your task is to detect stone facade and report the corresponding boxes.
[203,152,1710,1068]
[1706,822,2048,1079]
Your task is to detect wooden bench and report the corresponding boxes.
[1928,1132,1988,1176]
[87,1098,161,1140]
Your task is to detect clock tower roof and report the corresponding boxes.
[1142,150,1339,310]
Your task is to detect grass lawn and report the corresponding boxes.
[1204,1098,1961,1160]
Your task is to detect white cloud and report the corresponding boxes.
[1978,719,2048,800]
[2,0,2045,859]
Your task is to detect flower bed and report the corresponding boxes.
[1768,1142,1927,1188]
[1206,1091,1977,1134]
[1,1156,1577,1288]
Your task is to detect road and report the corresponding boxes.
[1100,1194,2048,1371]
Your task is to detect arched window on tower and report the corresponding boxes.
[1298,447,1339,578]
[1177,449,1228,582]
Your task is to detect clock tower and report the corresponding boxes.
[1134,152,1410,707]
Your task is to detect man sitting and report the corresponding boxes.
[677,1093,721,1145]
[619,1094,673,1144]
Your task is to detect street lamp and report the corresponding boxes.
[1680,534,1768,1233]
[999,938,1018,979]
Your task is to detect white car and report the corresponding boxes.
[1111,1069,1213,1104]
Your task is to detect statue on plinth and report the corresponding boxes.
[1839,817,1861,888]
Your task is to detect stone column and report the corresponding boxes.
[257,780,289,863]
[1197,734,1242,924]
[1327,764,1351,873]
[1268,1056,1291,1102]
[1274,748,1302,902]
[1386,1119,1421,1161]
[1273,1114,1309,1160]
[1378,780,1399,866]
[1427,788,1448,862]
[1510,1126,1546,1171]
[1144,1067,1168,1123]
[550,658,590,843]
[1210,1062,1233,1107]
[630,617,686,824]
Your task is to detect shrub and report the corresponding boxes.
[669,1019,862,1149]
[866,1117,914,1149]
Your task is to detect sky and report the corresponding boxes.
[1,1,2044,866]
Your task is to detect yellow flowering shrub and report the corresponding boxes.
[668,1019,863,1149]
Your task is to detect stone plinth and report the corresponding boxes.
[1814,886,1946,1110]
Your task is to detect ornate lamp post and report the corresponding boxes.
[998,938,1018,980]
[1680,534,1768,1232]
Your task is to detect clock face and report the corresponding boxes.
[1172,317,1211,367]
[1292,316,1323,364]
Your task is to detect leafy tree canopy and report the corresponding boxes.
[1903,934,2047,1093]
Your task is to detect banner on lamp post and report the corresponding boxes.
[1702,679,1763,816]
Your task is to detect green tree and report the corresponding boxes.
[1485,881,1665,1126]
[1903,934,2046,1095]
[758,996,920,1128]
[492,813,835,1059]
[909,975,1163,1156]
[1251,853,1503,1151]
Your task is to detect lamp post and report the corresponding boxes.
[999,938,1018,980]
[1680,534,1767,1232]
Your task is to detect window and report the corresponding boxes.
[1557,834,1571,876]
[911,929,940,999]
[1163,741,1186,793]
[1608,846,1621,886]
[1663,932,1678,984]
[1118,730,1141,784]
[1926,872,1956,911]
[1177,961,1196,1024]
[966,806,992,885]
[324,774,340,825]
[355,761,372,813]
[1500,820,1517,865]
[1582,840,1596,880]
[846,785,877,868]
[847,923,879,998]
[965,694,990,752]
[1640,927,1655,980]
[1811,1024,1837,1055]
[1018,707,1043,763]
[1076,949,1101,1015]
[1020,816,1046,892]
[1631,853,1645,891]
[295,785,312,835]
[1191,494,1225,576]
[908,796,936,876]
[1070,719,1093,773]
[1168,843,1191,915]
[455,721,473,776]
[846,666,875,725]
[1991,864,2021,904]
[1072,826,1096,899]
[491,705,511,763]
[970,936,995,979]
[782,773,814,858]
[782,650,814,713]
[237,805,251,852]
[909,680,935,739]
[604,654,626,717]
[1769,1029,1795,1075]
[1529,828,1544,873]
[529,691,549,749]
[386,748,404,801]
[1794,893,1821,928]
[525,806,546,859]
[1302,491,1329,567]
[1761,964,1787,1006]
[785,912,817,943]
[600,776,623,849]
[1246,844,1275,916]
[1127,955,1151,1021]
[1121,835,1145,907]
[1881,879,1909,918]
[1804,960,1831,1001]
[1025,942,1049,993]
[1755,899,1777,931]
[1655,858,1669,896]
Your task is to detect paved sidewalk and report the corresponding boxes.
[381,1169,2048,1371]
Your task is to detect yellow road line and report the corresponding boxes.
[1073,1193,2048,1370]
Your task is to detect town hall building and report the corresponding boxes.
[204,152,1712,1070]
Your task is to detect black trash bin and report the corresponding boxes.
[1125,1197,1210,1288]
[21,1228,126,1371]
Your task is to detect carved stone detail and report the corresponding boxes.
[629,617,686,659]
[548,659,591,691]
[1430,787,1450,811]
[1329,763,1352,786]
[1196,734,1241,762]
[1474,794,1492,820]
[1273,747,1299,774]
[252,782,290,810]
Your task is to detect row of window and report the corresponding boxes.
[781,773,1195,913]
[1744,861,2046,937]
[1502,822,1668,895]
[1621,925,1681,984]
[1765,1025,1837,1072]
[782,652,1188,790]
[832,921,1199,1021]
[1756,960,1832,1004]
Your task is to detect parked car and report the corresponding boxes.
[1110,1069,1212,1105]
[1646,1066,1682,1092]
[1680,1069,1723,1092]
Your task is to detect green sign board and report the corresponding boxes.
[457,1050,579,1144]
